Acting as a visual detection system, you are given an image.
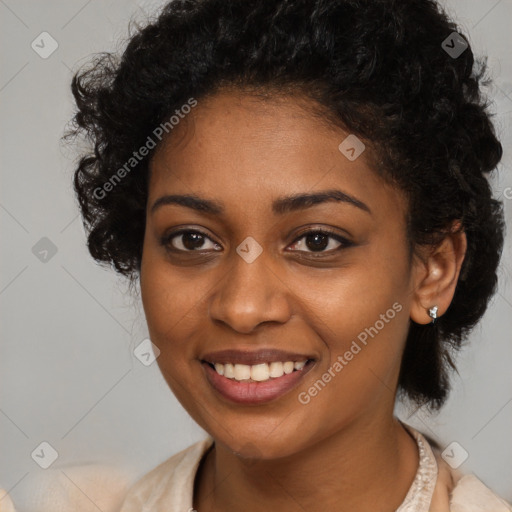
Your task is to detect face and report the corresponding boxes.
[140,89,417,459]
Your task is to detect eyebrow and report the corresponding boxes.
[150,189,371,216]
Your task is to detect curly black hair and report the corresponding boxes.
[66,0,505,410]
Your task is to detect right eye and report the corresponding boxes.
[161,229,222,253]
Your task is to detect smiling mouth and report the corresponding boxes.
[201,358,316,405]
[202,359,315,383]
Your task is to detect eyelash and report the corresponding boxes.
[160,228,353,255]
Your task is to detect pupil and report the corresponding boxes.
[306,233,328,251]
[183,232,205,250]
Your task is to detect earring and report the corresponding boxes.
[428,306,438,324]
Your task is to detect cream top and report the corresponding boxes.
[2,424,510,511]
[116,424,512,512]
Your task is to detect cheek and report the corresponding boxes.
[140,255,204,404]
[295,277,409,431]
[302,256,409,342]
[296,238,411,385]
[306,277,408,382]
[140,248,202,350]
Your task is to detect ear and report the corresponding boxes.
[410,221,467,325]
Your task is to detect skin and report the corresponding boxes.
[140,89,467,512]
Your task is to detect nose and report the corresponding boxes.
[208,250,292,334]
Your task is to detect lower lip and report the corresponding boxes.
[201,360,315,405]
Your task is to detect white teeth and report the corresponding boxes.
[210,360,309,382]
[224,363,235,379]
[269,361,284,378]
[251,363,270,381]
[283,361,294,374]
[234,364,251,380]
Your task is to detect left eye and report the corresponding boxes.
[287,230,351,253]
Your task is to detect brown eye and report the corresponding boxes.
[161,230,221,252]
[288,230,352,254]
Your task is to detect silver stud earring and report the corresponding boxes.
[428,306,438,324]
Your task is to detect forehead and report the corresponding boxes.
[148,90,406,220]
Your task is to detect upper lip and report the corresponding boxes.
[201,348,316,366]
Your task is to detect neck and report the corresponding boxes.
[194,413,419,512]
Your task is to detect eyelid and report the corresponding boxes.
[292,226,351,242]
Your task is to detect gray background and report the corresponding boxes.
[1,0,511,508]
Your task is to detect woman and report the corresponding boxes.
[68,0,511,510]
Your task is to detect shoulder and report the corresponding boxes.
[449,473,512,511]
[430,445,512,511]
[1,463,133,512]
[402,423,511,512]
[0,489,16,512]
[118,435,214,512]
